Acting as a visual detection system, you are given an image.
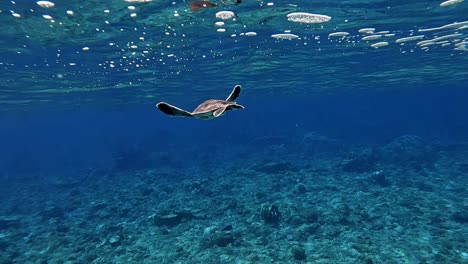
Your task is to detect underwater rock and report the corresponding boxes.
[211,230,235,247]
[41,206,65,220]
[295,183,308,194]
[370,170,390,187]
[222,224,233,231]
[0,237,9,251]
[341,148,377,173]
[49,178,83,189]
[108,235,121,246]
[151,211,194,227]
[290,245,307,261]
[203,225,217,236]
[254,161,296,174]
[255,192,268,202]
[0,216,20,230]
[301,131,342,155]
[452,209,468,224]
[299,208,319,223]
[457,163,468,173]
[49,169,96,189]
[380,135,437,168]
[432,141,468,152]
[153,213,183,227]
[202,225,236,248]
[260,203,281,224]
[90,202,107,213]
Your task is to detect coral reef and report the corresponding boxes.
[341,148,377,172]
[290,245,307,260]
[380,134,438,168]
[151,210,195,227]
[370,170,391,187]
[260,203,281,224]
[202,225,236,248]
[253,161,296,174]
[301,131,343,156]
[0,216,20,230]
[0,134,465,263]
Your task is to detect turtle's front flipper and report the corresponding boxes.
[213,107,228,118]
[226,85,241,102]
[156,102,193,117]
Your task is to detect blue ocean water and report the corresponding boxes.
[1,0,467,263]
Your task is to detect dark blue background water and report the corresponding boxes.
[2,84,467,176]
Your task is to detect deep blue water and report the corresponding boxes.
[2,86,468,175]
[0,0,467,263]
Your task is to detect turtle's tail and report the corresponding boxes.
[156,102,193,117]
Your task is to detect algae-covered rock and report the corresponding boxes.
[341,148,377,173]
[41,206,65,221]
[370,170,390,187]
[108,235,121,246]
[0,234,11,251]
[151,211,194,227]
[212,231,235,247]
[299,208,319,223]
[202,225,236,248]
[380,135,437,168]
[0,216,20,230]
[290,245,307,261]
[254,162,296,174]
[452,209,468,224]
[301,131,342,155]
[295,183,308,194]
[153,213,183,227]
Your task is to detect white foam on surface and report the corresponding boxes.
[36,1,55,8]
[287,12,331,24]
[271,33,299,40]
[216,11,235,20]
[440,0,464,6]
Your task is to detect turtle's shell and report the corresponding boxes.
[192,100,233,114]
[191,99,242,119]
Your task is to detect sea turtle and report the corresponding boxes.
[156,85,244,120]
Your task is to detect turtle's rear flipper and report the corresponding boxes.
[156,102,193,117]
